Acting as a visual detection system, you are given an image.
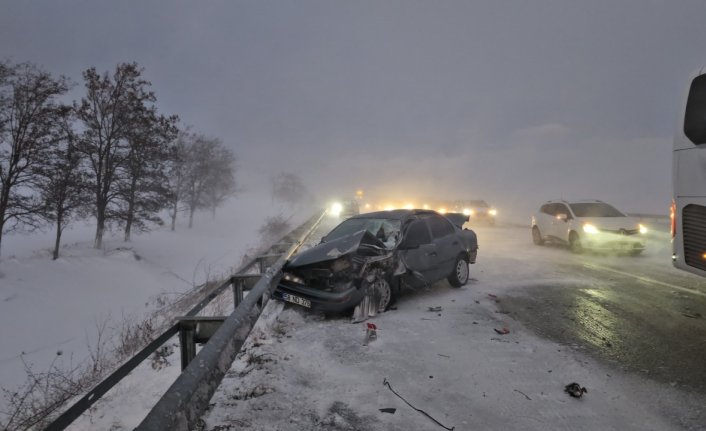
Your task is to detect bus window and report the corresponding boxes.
[684,74,706,145]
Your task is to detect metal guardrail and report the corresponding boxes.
[136,210,326,430]
[44,210,326,430]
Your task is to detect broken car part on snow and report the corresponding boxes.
[382,378,455,431]
[564,382,588,398]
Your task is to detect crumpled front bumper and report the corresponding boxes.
[273,280,366,312]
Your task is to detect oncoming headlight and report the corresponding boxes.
[639,224,648,234]
[582,223,599,234]
[330,202,343,217]
[489,209,497,216]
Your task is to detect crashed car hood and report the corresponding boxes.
[287,230,371,267]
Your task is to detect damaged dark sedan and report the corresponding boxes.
[273,209,478,319]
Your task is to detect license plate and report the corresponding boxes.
[282,293,311,308]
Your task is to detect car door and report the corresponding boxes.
[425,214,462,281]
[535,204,554,238]
[550,203,571,243]
[399,218,437,287]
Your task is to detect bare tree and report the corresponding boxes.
[201,144,237,219]
[0,62,70,256]
[183,135,216,228]
[76,62,155,248]
[165,129,190,231]
[174,135,238,228]
[271,172,308,207]
[35,105,89,259]
[118,109,178,241]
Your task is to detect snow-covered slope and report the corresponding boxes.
[0,191,307,418]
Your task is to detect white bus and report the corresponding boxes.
[672,67,706,276]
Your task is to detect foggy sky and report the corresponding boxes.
[2,0,705,217]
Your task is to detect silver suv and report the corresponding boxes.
[531,200,647,255]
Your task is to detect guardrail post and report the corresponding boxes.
[256,254,281,274]
[258,289,268,309]
[231,277,244,307]
[179,322,196,371]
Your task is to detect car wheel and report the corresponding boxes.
[373,277,394,312]
[630,249,643,256]
[532,226,544,245]
[569,231,583,254]
[448,254,470,287]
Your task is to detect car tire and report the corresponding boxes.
[372,276,395,312]
[532,226,544,245]
[630,249,643,257]
[569,231,583,254]
[448,254,470,287]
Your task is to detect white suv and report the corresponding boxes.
[531,200,647,255]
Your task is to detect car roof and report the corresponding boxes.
[350,209,438,220]
[545,199,605,205]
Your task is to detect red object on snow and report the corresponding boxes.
[367,323,377,330]
[494,327,510,335]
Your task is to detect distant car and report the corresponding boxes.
[341,200,360,218]
[273,210,478,313]
[531,200,647,254]
[453,200,497,225]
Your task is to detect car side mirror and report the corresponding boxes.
[556,213,568,222]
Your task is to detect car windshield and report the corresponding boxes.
[569,203,625,217]
[324,218,401,247]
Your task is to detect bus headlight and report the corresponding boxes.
[639,224,648,234]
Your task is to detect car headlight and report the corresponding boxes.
[331,257,351,273]
[282,272,305,284]
[489,209,497,216]
[582,223,599,234]
[639,224,648,234]
[329,202,343,217]
[463,208,471,216]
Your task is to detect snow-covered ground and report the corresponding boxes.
[4,210,701,430]
[0,190,309,422]
[197,224,704,431]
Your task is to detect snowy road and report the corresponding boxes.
[200,222,706,430]
[493,225,706,394]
